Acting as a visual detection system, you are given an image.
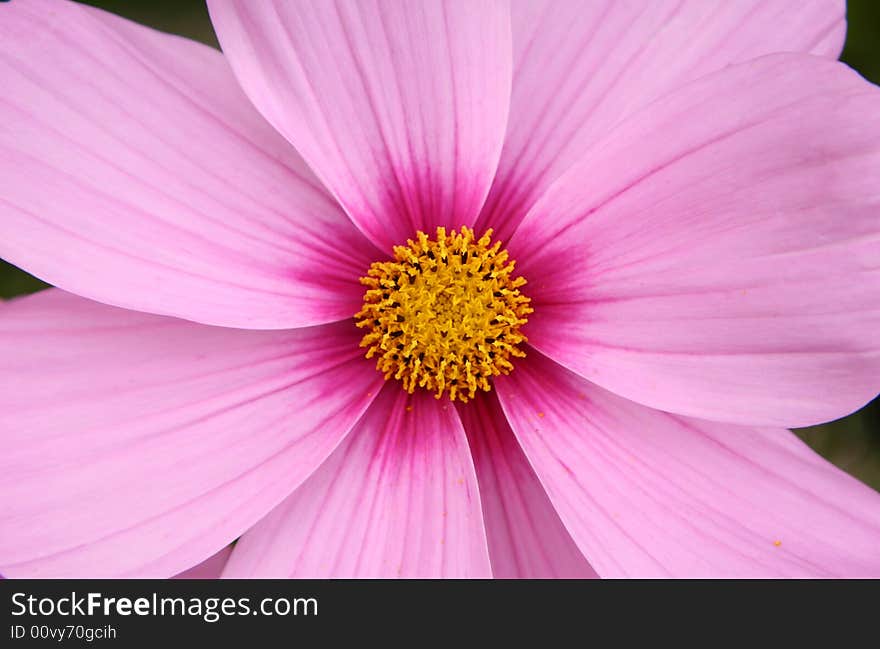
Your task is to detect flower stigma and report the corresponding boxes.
[356,226,533,403]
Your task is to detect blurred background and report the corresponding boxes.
[2,0,879,489]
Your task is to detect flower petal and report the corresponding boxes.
[478,0,847,242]
[496,353,880,578]
[222,385,491,578]
[173,546,233,580]
[0,0,377,329]
[0,290,383,578]
[208,0,512,251]
[458,394,597,578]
[511,54,880,427]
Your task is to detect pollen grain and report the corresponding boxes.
[355,226,532,403]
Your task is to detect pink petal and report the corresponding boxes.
[208,0,512,251]
[173,546,233,580]
[478,0,846,243]
[458,394,597,578]
[0,0,378,329]
[0,290,383,578]
[222,385,491,578]
[496,352,880,578]
[511,54,880,427]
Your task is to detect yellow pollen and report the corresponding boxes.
[355,226,533,403]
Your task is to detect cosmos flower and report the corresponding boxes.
[1,0,879,578]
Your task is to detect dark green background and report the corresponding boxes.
[3,0,879,489]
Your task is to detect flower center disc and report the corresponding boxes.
[356,226,533,403]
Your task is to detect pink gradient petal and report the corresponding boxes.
[0,0,379,329]
[458,394,597,579]
[496,352,880,578]
[173,546,233,580]
[222,385,491,578]
[511,54,880,428]
[208,0,512,251]
[0,290,383,578]
[478,0,847,243]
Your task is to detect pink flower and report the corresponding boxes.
[1,0,879,578]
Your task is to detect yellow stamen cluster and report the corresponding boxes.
[355,227,533,403]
